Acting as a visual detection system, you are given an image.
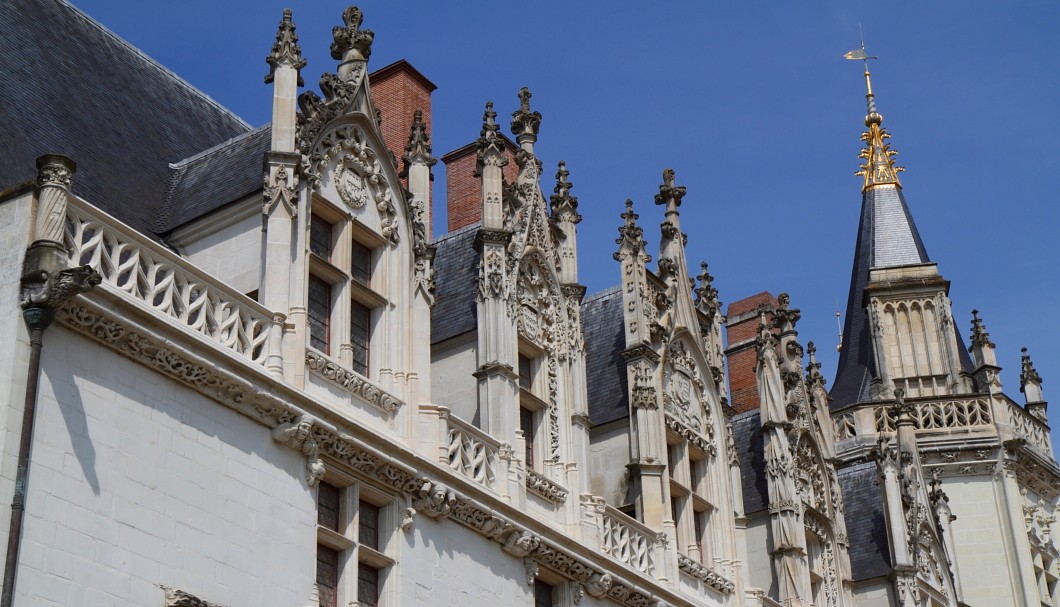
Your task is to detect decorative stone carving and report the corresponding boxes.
[272,417,325,486]
[161,586,225,607]
[400,507,416,532]
[264,8,306,85]
[305,351,401,414]
[583,572,613,598]
[526,469,569,503]
[411,478,457,519]
[510,87,542,141]
[503,530,541,558]
[676,554,737,594]
[20,265,100,310]
[524,557,540,586]
[550,161,581,224]
[330,6,374,62]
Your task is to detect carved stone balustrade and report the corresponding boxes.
[1006,400,1053,456]
[440,409,504,492]
[598,504,662,577]
[525,468,568,504]
[873,396,992,433]
[64,198,272,366]
[676,553,736,595]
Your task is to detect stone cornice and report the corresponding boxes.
[56,290,702,607]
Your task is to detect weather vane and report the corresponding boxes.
[843,25,880,111]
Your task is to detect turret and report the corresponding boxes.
[550,161,581,285]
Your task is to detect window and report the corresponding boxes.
[307,198,387,379]
[518,347,547,472]
[309,276,333,354]
[351,302,370,376]
[669,436,716,564]
[315,478,395,607]
[520,407,536,470]
[534,580,554,607]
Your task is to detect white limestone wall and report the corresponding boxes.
[742,511,775,598]
[431,334,478,423]
[852,579,894,607]
[588,420,631,508]
[14,326,315,606]
[0,192,34,568]
[944,475,1017,605]
[180,211,261,296]
[403,514,607,607]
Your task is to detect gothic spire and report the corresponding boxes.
[969,309,995,349]
[805,341,826,388]
[265,9,307,85]
[693,262,720,322]
[654,168,686,216]
[550,161,581,224]
[474,102,507,177]
[1021,347,1044,403]
[510,86,542,146]
[401,109,437,177]
[614,199,647,260]
[330,6,374,64]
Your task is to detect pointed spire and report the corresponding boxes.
[654,168,686,215]
[969,309,995,349]
[805,341,826,388]
[401,109,437,177]
[1021,347,1045,403]
[845,42,904,191]
[265,9,307,85]
[474,101,507,178]
[550,161,581,224]
[694,262,720,322]
[614,199,648,261]
[772,292,801,335]
[330,6,374,64]
[510,87,542,145]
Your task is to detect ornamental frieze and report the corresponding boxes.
[305,350,401,414]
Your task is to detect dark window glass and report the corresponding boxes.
[671,498,680,525]
[534,579,553,607]
[317,482,341,531]
[310,214,333,259]
[357,563,379,607]
[351,301,370,375]
[694,510,706,562]
[309,277,332,353]
[519,355,532,390]
[351,241,372,285]
[520,407,535,470]
[359,500,380,551]
[317,545,339,607]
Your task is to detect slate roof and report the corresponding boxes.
[582,287,629,426]
[837,461,893,580]
[159,126,272,233]
[0,0,251,236]
[431,223,481,344]
[732,410,768,513]
[831,185,973,408]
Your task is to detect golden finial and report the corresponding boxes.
[844,29,904,192]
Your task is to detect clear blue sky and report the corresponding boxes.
[74,1,1060,437]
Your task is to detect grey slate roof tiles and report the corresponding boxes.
[582,287,629,426]
[732,410,769,513]
[837,460,893,580]
[159,126,272,233]
[431,223,482,344]
[0,0,251,237]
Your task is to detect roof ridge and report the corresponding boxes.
[59,0,252,131]
[432,221,481,244]
[582,285,621,304]
[169,125,272,169]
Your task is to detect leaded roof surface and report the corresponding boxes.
[0,0,250,236]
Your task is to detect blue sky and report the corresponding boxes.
[75,1,1060,437]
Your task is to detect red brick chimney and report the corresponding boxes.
[724,292,779,414]
[369,60,437,228]
[440,136,519,233]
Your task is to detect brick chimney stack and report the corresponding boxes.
[440,136,519,233]
[724,292,780,414]
[368,60,437,228]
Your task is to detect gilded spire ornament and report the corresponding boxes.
[265,8,307,85]
[844,38,904,192]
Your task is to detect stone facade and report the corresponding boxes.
[0,5,1054,607]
